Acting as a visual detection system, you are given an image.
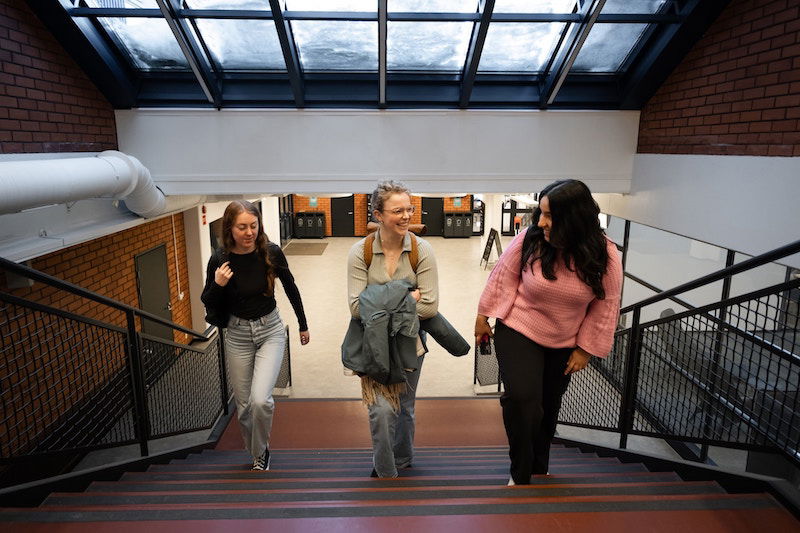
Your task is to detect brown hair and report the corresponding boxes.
[221,200,275,296]
[370,180,411,221]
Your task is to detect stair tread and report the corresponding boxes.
[85,471,683,492]
[41,480,726,507]
[1,493,788,523]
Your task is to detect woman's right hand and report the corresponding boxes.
[474,314,493,344]
[214,261,233,287]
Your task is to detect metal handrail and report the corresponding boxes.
[0,255,208,341]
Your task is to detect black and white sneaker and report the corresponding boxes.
[252,448,270,471]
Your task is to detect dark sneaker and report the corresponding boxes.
[370,468,378,478]
[252,448,270,471]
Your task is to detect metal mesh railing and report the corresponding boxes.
[559,330,628,430]
[631,280,800,461]
[142,334,225,439]
[0,294,136,458]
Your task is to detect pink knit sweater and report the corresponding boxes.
[478,232,623,357]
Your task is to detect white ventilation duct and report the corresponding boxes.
[0,150,202,218]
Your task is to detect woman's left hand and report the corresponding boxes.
[564,347,592,375]
[299,330,310,345]
[410,289,421,302]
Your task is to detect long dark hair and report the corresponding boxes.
[521,180,609,299]
[221,200,275,296]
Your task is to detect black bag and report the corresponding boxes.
[204,248,230,328]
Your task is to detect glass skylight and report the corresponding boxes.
[285,0,376,11]
[184,0,270,9]
[390,0,477,13]
[479,23,565,72]
[388,21,472,71]
[292,21,377,71]
[195,19,284,70]
[572,23,650,72]
[493,0,576,14]
[98,17,188,70]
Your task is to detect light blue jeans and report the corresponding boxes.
[225,309,286,460]
[368,355,425,478]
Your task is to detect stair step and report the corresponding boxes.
[162,455,599,471]
[0,493,787,523]
[85,472,683,493]
[119,460,643,481]
[41,480,725,507]
[4,507,798,531]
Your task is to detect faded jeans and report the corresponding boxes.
[368,355,425,478]
[225,308,286,460]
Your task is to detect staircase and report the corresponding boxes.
[2,444,798,532]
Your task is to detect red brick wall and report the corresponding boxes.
[0,0,117,153]
[444,195,473,213]
[638,0,800,156]
[1,216,194,344]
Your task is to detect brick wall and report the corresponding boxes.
[0,0,117,153]
[638,0,800,156]
[444,195,473,213]
[1,215,194,344]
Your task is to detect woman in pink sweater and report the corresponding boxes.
[475,180,622,486]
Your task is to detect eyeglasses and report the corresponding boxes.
[382,206,416,216]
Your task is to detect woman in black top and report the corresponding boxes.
[201,200,309,470]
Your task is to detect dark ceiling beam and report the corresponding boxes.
[268,0,305,107]
[460,0,495,108]
[539,0,606,108]
[619,0,732,108]
[27,0,137,108]
[155,0,220,107]
[378,0,387,107]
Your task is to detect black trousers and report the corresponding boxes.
[494,320,573,484]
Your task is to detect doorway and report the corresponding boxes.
[421,197,444,236]
[135,244,173,341]
[331,195,355,236]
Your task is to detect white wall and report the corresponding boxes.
[598,154,800,269]
[115,109,640,195]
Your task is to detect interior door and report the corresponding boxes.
[135,244,173,341]
[331,195,355,236]
[421,197,444,236]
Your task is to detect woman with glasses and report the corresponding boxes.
[474,179,622,486]
[346,180,439,478]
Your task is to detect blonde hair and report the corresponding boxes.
[370,180,411,221]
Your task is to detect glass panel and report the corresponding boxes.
[87,0,158,7]
[388,21,472,71]
[185,0,270,9]
[730,253,788,298]
[605,215,625,246]
[286,0,376,11]
[601,0,667,14]
[572,23,649,72]
[292,21,377,71]
[98,17,188,70]
[493,0,576,13]
[390,0,477,12]
[195,19,284,70]
[478,22,564,72]
[625,223,727,321]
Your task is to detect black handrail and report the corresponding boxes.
[620,239,800,314]
[0,255,208,341]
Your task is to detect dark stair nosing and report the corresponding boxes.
[84,471,685,492]
[0,493,786,523]
[40,481,726,507]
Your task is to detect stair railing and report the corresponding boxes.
[0,256,229,463]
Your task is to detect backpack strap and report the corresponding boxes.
[363,232,418,273]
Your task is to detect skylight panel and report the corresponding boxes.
[98,17,188,70]
[478,23,565,72]
[292,21,377,71]
[388,21,472,71]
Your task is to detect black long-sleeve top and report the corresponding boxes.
[201,243,308,331]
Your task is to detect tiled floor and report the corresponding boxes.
[274,235,509,399]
